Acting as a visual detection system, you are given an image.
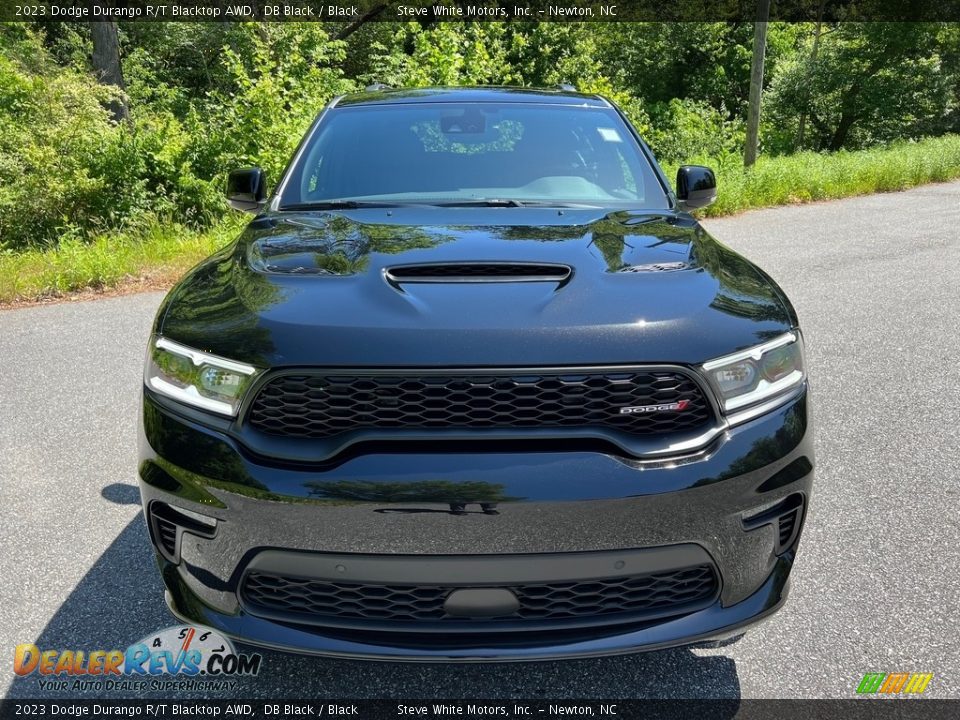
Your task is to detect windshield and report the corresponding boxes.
[279,102,669,209]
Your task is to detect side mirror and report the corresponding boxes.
[676,165,717,211]
[226,168,268,213]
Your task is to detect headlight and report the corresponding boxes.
[145,337,260,416]
[702,332,804,413]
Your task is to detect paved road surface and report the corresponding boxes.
[2,183,959,699]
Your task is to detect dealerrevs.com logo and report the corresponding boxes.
[13,625,262,693]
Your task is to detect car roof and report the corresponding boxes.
[334,86,612,108]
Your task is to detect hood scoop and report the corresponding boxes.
[385,262,572,284]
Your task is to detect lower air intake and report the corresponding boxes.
[240,565,719,628]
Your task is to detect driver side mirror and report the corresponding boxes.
[676,165,717,211]
[226,168,268,213]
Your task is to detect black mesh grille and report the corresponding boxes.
[241,565,718,625]
[246,369,713,439]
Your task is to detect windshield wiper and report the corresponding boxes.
[282,199,604,210]
[429,199,603,209]
[511,200,603,208]
[428,199,526,207]
[280,200,406,210]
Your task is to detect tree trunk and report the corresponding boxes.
[829,112,856,151]
[90,21,129,123]
[823,48,894,152]
[335,4,390,41]
[796,2,825,148]
[744,0,771,167]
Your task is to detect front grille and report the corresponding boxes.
[240,565,718,626]
[246,369,714,440]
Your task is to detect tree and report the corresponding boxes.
[767,23,955,151]
[89,21,128,122]
[334,2,390,40]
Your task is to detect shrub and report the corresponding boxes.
[0,24,356,251]
[181,24,356,188]
[645,98,744,166]
[0,39,131,249]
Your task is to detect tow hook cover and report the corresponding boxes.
[443,588,520,617]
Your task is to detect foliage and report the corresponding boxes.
[595,23,803,122]
[178,24,356,184]
[765,23,958,153]
[0,24,355,250]
[0,29,135,249]
[645,99,744,164]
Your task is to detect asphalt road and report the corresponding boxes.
[2,182,959,700]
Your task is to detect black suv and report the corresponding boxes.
[139,87,813,660]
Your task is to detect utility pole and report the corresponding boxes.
[744,0,771,167]
[90,22,129,122]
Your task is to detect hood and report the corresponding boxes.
[159,208,795,368]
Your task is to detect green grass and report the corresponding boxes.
[666,134,960,217]
[4,134,960,305]
[0,217,244,305]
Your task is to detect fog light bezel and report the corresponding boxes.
[741,492,806,556]
[148,501,218,564]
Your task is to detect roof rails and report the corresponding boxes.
[363,82,578,94]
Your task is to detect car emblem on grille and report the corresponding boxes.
[619,400,690,414]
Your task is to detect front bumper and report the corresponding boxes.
[138,387,813,661]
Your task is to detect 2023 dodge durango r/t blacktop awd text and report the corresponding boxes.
[139,87,813,660]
